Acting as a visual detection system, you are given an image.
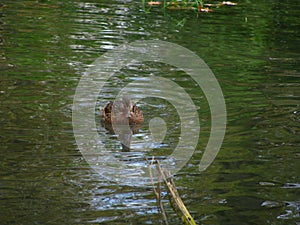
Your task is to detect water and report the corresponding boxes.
[1,0,299,224]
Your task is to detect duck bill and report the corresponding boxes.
[125,110,131,119]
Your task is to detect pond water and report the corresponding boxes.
[1,0,299,224]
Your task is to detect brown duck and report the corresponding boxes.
[101,96,144,125]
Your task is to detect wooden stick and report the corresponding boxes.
[155,161,197,225]
[147,158,169,225]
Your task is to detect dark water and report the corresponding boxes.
[1,0,299,224]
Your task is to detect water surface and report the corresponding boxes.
[1,0,299,224]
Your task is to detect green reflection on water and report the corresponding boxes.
[1,0,299,224]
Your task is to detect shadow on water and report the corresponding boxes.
[0,0,299,224]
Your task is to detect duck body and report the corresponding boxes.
[101,96,144,125]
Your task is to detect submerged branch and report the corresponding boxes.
[149,159,197,225]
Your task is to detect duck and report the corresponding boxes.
[101,96,144,125]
